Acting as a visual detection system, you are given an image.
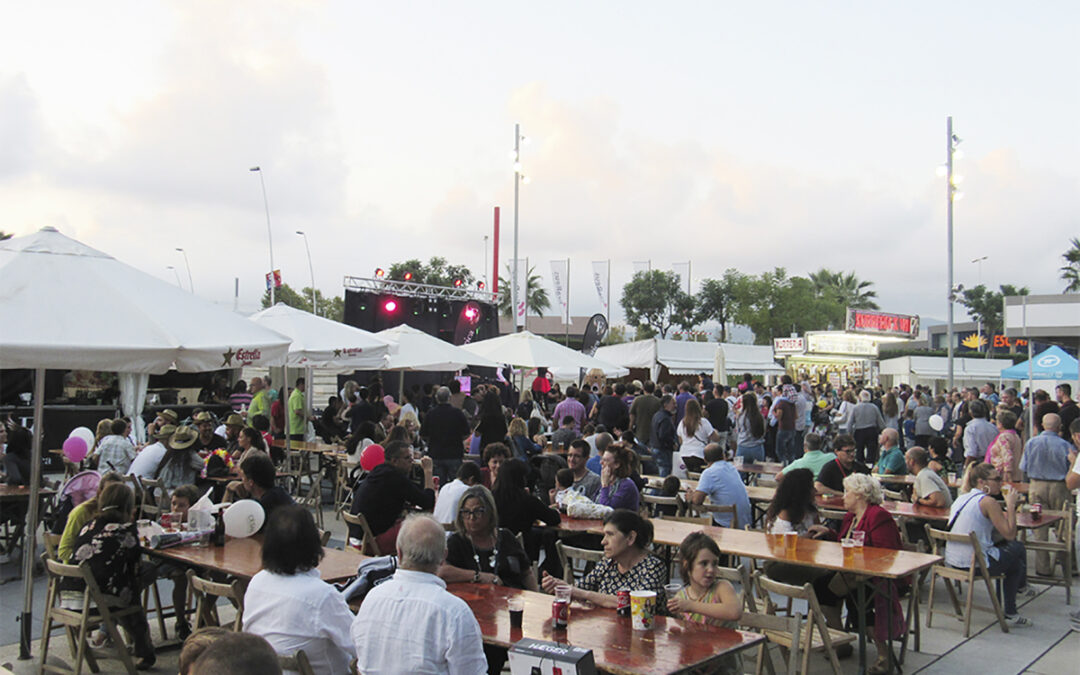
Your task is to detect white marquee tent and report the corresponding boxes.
[0,227,293,657]
[248,303,392,369]
[594,338,784,382]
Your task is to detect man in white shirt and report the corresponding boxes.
[127,425,173,479]
[352,513,486,675]
[433,462,482,525]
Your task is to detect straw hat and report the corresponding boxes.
[224,413,245,427]
[153,424,177,440]
[170,426,198,450]
[193,412,214,424]
[159,409,179,424]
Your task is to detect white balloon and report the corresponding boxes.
[929,414,944,432]
[70,426,96,450]
[223,500,265,538]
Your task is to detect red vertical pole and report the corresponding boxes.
[492,207,500,296]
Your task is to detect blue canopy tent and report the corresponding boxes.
[1000,345,1079,380]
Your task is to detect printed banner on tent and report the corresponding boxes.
[550,260,568,318]
[591,260,609,312]
[514,259,528,327]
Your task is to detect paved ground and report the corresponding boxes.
[1,485,1077,674]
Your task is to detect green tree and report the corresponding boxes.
[497,264,551,318]
[1061,237,1080,293]
[261,283,344,322]
[694,269,746,342]
[958,283,1030,355]
[601,324,629,346]
[809,267,879,310]
[620,270,694,338]
[387,256,475,287]
[733,269,844,344]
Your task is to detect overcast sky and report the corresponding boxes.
[2,1,1077,333]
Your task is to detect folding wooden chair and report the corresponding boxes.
[186,569,246,631]
[924,525,1008,637]
[138,478,169,521]
[333,458,358,518]
[555,541,605,585]
[39,556,142,675]
[640,493,681,519]
[739,610,802,675]
[342,510,381,556]
[687,471,703,480]
[687,501,736,524]
[278,650,315,675]
[753,571,857,675]
[41,532,63,560]
[296,480,325,530]
[1019,500,1074,604]
[317,528,333,547]
[882,488,906,502]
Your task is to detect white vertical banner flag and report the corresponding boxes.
[514,259,528,327]
[549,260,568,320]
[672,262,691,293]
[591,260,609,313]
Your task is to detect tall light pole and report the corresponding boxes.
[945,117,963,391]
[483,235,489,290]
[250,166,275,305]
[511,124,523,333]
[971,256,988,353]
[175,247,193,293]
[166,265,183,289]
[296,230,316,315]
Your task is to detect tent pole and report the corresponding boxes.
[398,370,405,405]
[19,367,46,659]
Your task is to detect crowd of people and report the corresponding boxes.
[6,369,1079,674]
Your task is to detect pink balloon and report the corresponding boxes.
[63,436,88,463]
[359,444,385,472]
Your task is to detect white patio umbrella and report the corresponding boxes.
[461,330,624,371]
[376,324,500,371]
[0,227,292,658]
[248,303,392,369]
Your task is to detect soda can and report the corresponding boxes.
[617,588,631,617]
[1031,503,1042,519]
[552,599,569,629]
[160,512,173,530]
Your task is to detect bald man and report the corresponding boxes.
[351,514,486,674]
[875,427,907,475]
[1020,413,1073,576]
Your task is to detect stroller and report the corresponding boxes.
[47,470,102,535]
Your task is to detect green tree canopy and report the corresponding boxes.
[497,264,550,317]
[958,283,1029,353]
[809,268,879,310]
[732,269,845,345]
[694,269,746,343]
[620,270,694,338]
[1061,237,1080,293]
[261,283,344,322]
[387,257,475,287]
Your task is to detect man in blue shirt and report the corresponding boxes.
[689,443,751,529]
[1020,413,1072,576]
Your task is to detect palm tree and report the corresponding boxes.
[1061,237,1080,293]
[808,268,879,309]
[497,265,551,318]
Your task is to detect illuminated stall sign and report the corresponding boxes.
[846,308,919,339]
[773,337,805,354]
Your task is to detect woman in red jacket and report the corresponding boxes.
[808,473,905,675]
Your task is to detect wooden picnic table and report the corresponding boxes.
[0,484,56,501]
[145,535,359,584]
[446,582,765,675]
[270,439,342,454]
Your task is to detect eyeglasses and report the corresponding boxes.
[461,508,487,519]
[986,476,1003,483]
[836,448,855,454]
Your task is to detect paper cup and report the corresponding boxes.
[630,590,656,630]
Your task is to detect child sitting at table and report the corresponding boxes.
[667,532,743,675]
[650,475,682,517]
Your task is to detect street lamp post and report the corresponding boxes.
[166,265,183,289]
[945,117,962,391]
[511,124,523,333]
[175,248,193,293]
[296,230,316,315]
[971,255,988,353]
[483,235,489,290]
[250,166,275,305]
